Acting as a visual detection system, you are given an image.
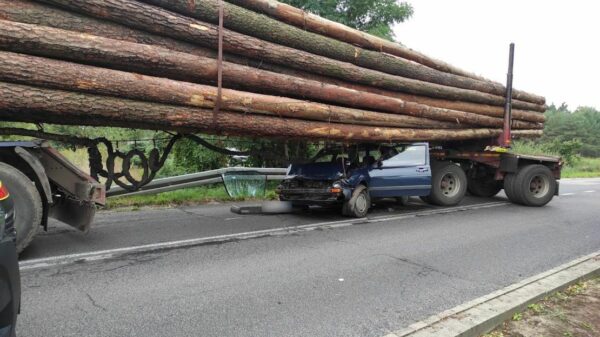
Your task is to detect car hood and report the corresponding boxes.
[287,162,344,180]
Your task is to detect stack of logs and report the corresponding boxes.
[0,0,546,143]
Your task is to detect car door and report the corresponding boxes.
[368,144,432,198]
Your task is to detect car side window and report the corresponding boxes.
[382,145,427,167]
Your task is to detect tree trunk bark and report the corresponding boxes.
[0,0,212,58]
[0,0,271,71]
[264,65,547,121]
[37,0,544,106]
[141,0,544,105]
[0,21,543,129]
[0,82,542,142]
[0,51,476,129]
[227,0,491,82]
[0,0,547,122]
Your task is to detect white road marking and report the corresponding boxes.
[560,193,575,196]
[561,179,600,186]
[583,190,596,193]
[19,201,508,271]
[225,217,242,221]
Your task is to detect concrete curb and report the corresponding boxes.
[384,250,600,337]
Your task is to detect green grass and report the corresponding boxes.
[106,183,279,210]
[511,141,600,178]
[510,141,560,157]
[561,157,600,178]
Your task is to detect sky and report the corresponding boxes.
[394,0,600,110]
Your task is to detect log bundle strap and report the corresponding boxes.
[213,0,224,129]
[0,0,547,143]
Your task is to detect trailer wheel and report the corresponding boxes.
[427,162,467,206]
[513,165,556,207]
[467,175,502,198]
[0,162,42,253]
[503,173,522,205]
[342,185,370,218]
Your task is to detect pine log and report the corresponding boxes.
[0,51,469,129]
[0,0,263,69]
[37,0,543,107]
[141,0,544,105]
[0,21,541,129]
[0,82,542,142]
[0,0,212,58]
[0,0,546,122]
[226,0,490,82]
[264,65,547,121]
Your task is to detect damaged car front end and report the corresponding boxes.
[276,166,350,205]
[276,145,367,207]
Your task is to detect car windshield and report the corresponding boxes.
[311,146,348,163]
[309,144,417,167]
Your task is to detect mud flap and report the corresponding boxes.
[49,197,96,233]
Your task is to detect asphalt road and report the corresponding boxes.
[17,178,600,337]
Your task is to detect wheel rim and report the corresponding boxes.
[440,172,461,197]
[528,174,550,198]
[355,193,368,214]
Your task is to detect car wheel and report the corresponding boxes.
[0,162,43,253]
[342,185,370,218]
[513,165,556,207]
[427,161,467,206]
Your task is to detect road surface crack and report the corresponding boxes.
[374,253,482,284]
[86,292,108,312]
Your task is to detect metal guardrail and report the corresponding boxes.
[106,167,287,197]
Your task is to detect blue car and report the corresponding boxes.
[0,180,19,337]
[277,143,467,217]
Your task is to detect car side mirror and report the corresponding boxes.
[376,159,383,168]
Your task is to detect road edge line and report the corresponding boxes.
[19,202,507,271]
[383,250,600,337]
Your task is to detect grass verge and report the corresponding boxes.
[561,157,600,178]
[106,183,279,210]
[482,277,600,337]
[511,142,600,178]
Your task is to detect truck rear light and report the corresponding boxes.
[0,182,9,201]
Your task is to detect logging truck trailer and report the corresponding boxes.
[276,142,562,217]
[0,141,105,253]
[277,44,562,217]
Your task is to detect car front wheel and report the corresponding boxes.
[342,185,370,218]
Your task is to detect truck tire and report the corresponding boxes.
[0,162,42,253]
[342,185,370,218]
[467,175,502,198]
[427,162,467,206]
[513,164,556,207]
[503,173,523,205]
